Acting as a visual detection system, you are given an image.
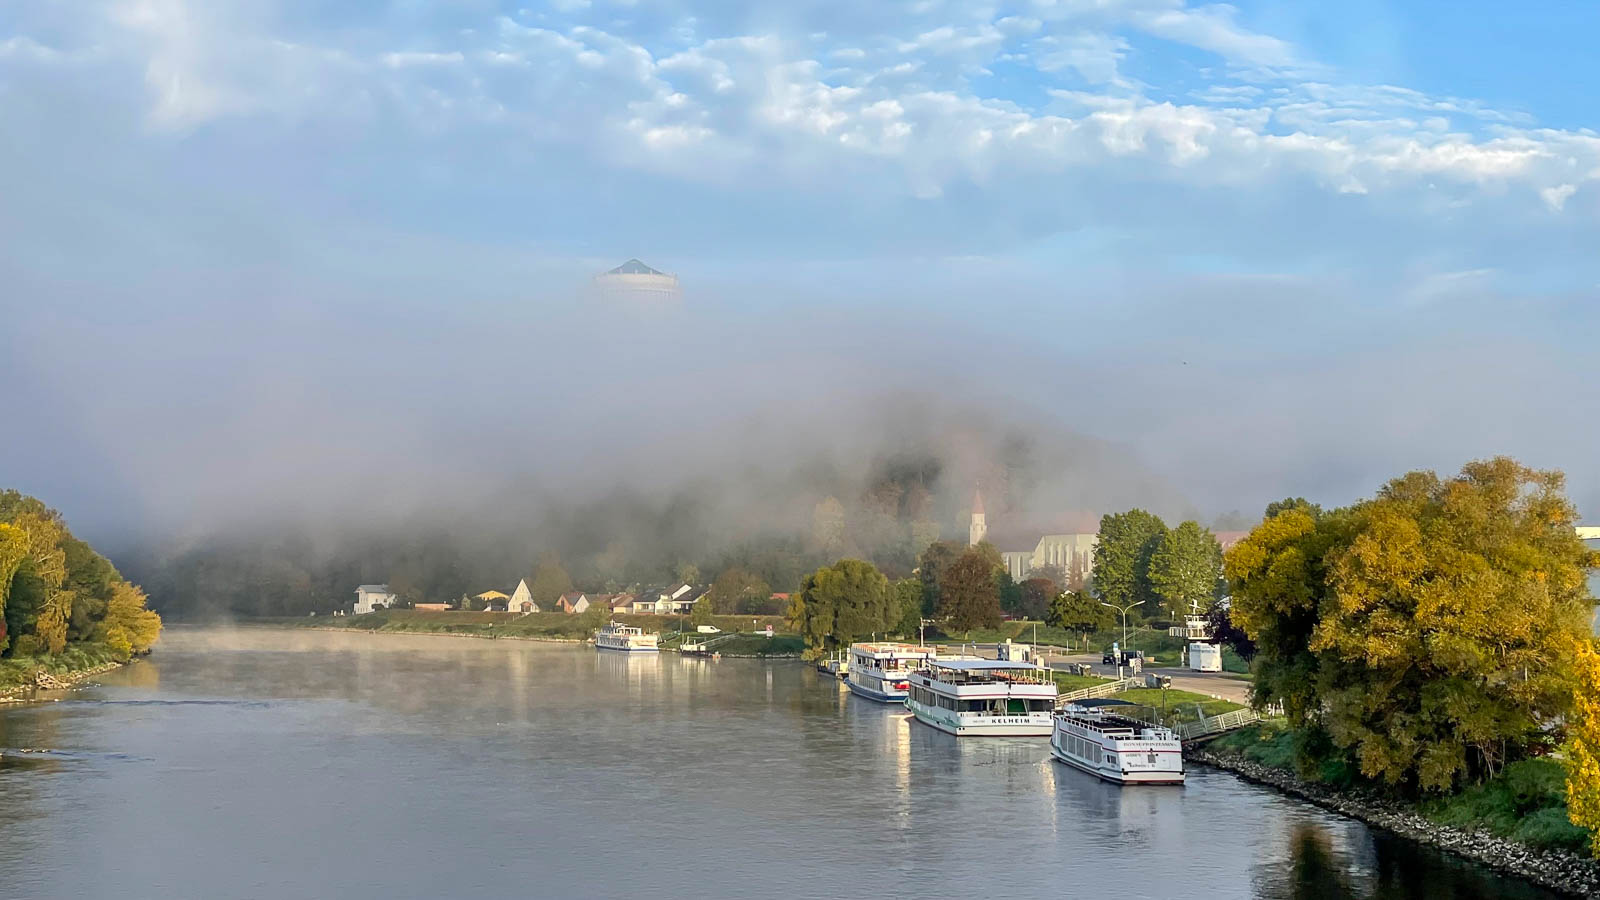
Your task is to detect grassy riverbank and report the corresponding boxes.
[253,610,803,655]
[1206,723,1590,854]
[0,644,124,697]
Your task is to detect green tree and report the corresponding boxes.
[939,548,1002,632]
[1017,577,1056,621]
[1231,458,1599,793]
[1047,589,1111,641]
[527,551,573,608]
[1265,497,1323,521]
[1148,521,1223,619]
[917,540,962,615]
[1092,509,1167,614]
[793,559,891,658]
[690,594,714,627]
[707,567,771,614]
[579,595,611,631]
[997,570,1022,616]
[890,578,922,638]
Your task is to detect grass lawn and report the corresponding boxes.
[1117,687,1244,722]
[1053,671,1113,692]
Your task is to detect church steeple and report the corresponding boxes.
[969,488,988,546]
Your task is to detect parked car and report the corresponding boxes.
[1102,649,1145,666]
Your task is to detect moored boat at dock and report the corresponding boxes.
[845,642,936,702]
[1050,698,1184,785]
[904,659,1058,736]
[594,622,660,652]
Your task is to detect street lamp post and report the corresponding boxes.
[1100,600,1140,680]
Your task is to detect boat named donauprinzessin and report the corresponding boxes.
[595,622,660,652]
[904,659,1059,736]
[845,642,937,702]
[1050,698,1184,785]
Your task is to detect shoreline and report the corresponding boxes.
[237,622,805,658]
[1188,746,1600,898]
[0,660,126,702]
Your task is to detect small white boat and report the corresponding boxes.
[1050,699,1184,785]
[594,622,660,652]
[845,642,936,702]
[904,659,1058,736]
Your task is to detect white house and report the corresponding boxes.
[509,579,540,614]
[354,584,398,615]
[556,592,590,614]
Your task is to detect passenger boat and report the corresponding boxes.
[904,659,1058,736]
[1050,699,1184,784]
[845,642,937,702]
[594,622,660,652]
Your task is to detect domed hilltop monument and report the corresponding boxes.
[592,259,682,305]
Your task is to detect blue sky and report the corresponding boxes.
[2,0,1598,533]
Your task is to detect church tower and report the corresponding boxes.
[969,489,987,547]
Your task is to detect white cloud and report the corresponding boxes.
[1542,183,1578,212]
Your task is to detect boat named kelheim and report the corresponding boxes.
[904,659,1059,736]
[1050,698,1185,785]
[594,622,660,652]
[845,642,937,702]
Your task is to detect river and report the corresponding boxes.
[0,628,1561,899]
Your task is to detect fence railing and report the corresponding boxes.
[1057,678,1138,704]
[1176,708,1260,741]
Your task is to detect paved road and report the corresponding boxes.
[947,641,1253,705]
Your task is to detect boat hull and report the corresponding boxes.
[846,679,907,703]
[906,701,1052,736]
[595,643,659,652]
[1049,737,1184,785]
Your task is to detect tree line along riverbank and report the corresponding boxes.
[1,490,162,698]
[252,609,806,657]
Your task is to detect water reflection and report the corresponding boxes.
[0,629,1570,900]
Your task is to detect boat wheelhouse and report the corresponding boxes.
[1050,698,1184,785]
[845,642,937,702]
[594,622,660,652]
[904,659,1059,736]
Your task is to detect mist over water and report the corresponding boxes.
[0,629,1560,900]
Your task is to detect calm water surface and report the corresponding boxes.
[0,628,1557,899]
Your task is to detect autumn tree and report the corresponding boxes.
[939,548,1002,632]
[1092,510,1167,615]
[1566,639,1600,857]
[103,581,162,660]
[0,523,28,654]
[1148,521,1223,619]
[1230,458,1599,792]
[792,559,892,658]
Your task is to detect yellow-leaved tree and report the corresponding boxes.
[1566,638,1600,856]
[103,581,163,661]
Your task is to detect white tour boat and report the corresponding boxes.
[1050,698,1185,785]
[845,642,937,702]
[594,622,660,652]
[904,659,1059,736]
